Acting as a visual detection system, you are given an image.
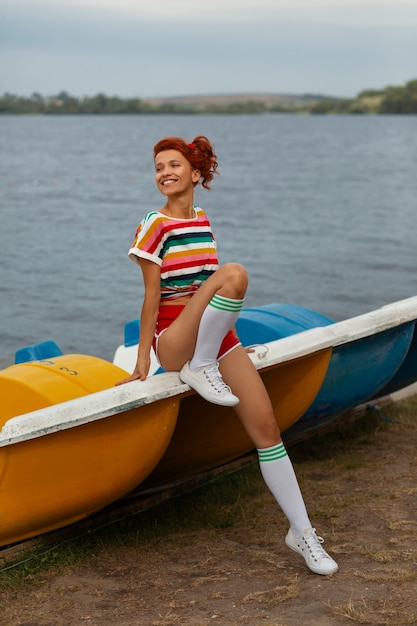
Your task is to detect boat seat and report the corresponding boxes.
[15,340,64,364]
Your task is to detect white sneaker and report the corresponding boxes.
[285,527,339,575]
[179,361,239,407]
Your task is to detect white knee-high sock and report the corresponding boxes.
[258,443,311,537]
[189,294,244,371]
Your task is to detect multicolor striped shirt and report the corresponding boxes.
[128,207,219,300]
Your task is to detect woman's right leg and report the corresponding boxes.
[156,263,248,406]
[157,263,248,372]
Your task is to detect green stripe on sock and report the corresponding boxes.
[209,294,244,312]
[257,443,288,462]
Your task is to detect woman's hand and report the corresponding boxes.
[115,354,151,385]
[115,373,140,386]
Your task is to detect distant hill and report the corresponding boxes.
[145,92,338,107]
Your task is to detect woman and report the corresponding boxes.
[117,135,338,576]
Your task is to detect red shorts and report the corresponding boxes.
[152,304,241,362]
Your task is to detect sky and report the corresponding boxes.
[1,0,416,99]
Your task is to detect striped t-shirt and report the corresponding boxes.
[128,207,219,300]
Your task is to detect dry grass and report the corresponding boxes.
[327,596,417,625]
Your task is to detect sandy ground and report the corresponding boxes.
[1,393,417,626]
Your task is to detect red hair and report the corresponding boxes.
[153,135,219,190]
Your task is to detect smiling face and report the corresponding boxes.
[154,149,200,197]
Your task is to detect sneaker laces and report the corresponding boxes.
[203,363,232,394]
[304,529,331,561]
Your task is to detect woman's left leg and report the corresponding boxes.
[219,346,339,576]
[219,346,311,534]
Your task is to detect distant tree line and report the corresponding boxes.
[309,79,417,114]
[0,91,318,115]
[1,79,416,115]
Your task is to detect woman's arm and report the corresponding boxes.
[116,258,161,384]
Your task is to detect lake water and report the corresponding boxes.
[1,114,416,366]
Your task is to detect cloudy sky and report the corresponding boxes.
[1,0,416,99]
